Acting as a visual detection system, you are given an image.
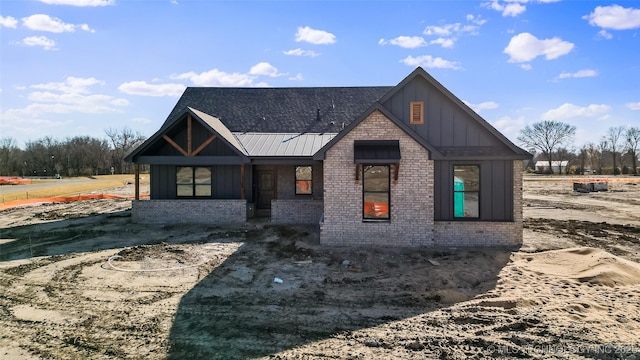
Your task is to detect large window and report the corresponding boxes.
[363,165,390,220]
[295,166,312,195]
[177,167,212,197]
[453,165,479,218]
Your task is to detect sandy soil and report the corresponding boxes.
[0,178,639,359]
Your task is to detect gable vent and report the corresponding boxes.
[410,101,424,125]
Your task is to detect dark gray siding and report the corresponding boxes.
[212,165,242,199]
[382,76,509,152]
[275,163,324,200]
[150,164,246,200]
[434,160,513,221]
[151,165,176,199]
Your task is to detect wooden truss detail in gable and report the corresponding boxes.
[162,113,217,156]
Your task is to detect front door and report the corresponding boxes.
[257,170,275,210]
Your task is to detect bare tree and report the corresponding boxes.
[625,126,640,175]
[105,127,146,174]
[518,120,576,174]
[597,139,608,174]
[0,138,23,176]
[604,126,625,175]
[584,142,599,174]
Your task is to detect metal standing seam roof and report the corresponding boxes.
[233,133,337,157]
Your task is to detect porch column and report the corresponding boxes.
[134,163,140,200]
[240,164,245,200]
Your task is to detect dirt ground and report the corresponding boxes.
[0,178,639,359]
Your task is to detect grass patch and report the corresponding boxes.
[0,175,150,202]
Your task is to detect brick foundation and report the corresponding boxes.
[132,199,246,224]
[271,199,323,224]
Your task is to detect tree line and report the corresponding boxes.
[518,121,640,175]
[0,127,146,177]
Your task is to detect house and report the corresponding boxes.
[125,67,532,247]
[534,160,569,174]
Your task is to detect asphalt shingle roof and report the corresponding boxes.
[163,87,393,134]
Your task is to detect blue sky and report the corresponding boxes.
[1,0,639,150]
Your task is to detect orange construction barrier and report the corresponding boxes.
[0,177,32,185]
[0,193,150,211]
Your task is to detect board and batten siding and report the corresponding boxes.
[381,76,510,150]
[434,160,514,221]
[150,164,244,200]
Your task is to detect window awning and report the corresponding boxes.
[354,140,401,164]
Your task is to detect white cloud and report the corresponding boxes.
[401,55,461,70]
[626,102,640,110]
[249,62,283,77]
[584,4,640,30]
[173,63,281,87]
[430,38,455,48]
[289,73,304,81]
[283,48,319,57]
[0,15,18,28]
[504,32,574,63]
[22,14,94,33]
[557,69,597,80]
[37,0,115,6]
[542,103,610,120]
[1,76,128,127]
[422,15,485,48]
[32,77,104,94]
[378,36,427,49]
[118,81,186,97]
[520,63,533,70]
[295,26,336,45]
[492,115,526,142]
[485,0,526,17]
[20,36,57,50]
[598,29,613,40]
[463,100,499,113]
[173,69,255,87]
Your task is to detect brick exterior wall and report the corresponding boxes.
[132,199,246,224]
[321,110,435,246]
[433,160,523,247]
[271,199,324,224]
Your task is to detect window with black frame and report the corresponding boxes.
[363,165,390,220]
[176,167,212,197]
[295,166,312,195]
[453,165,479,218]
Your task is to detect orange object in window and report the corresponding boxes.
[295,180,312,194]
[363,201,389,218]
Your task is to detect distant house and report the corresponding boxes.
[125,67,532,247]
[535,160,569,174]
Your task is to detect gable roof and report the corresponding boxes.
[314,103,444,160]
[380,67,531,159]
[162,86,392,134]
[125,107,249,162]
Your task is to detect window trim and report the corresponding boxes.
[452,164,480,219]
[176,166,212,198]
[294,165,313,195]
[362,164,391,221]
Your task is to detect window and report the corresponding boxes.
[410,101,424,125]
[453,165,479,218]
[363,165,390,220]
[177,167,212,197]
[295,166,312,195]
